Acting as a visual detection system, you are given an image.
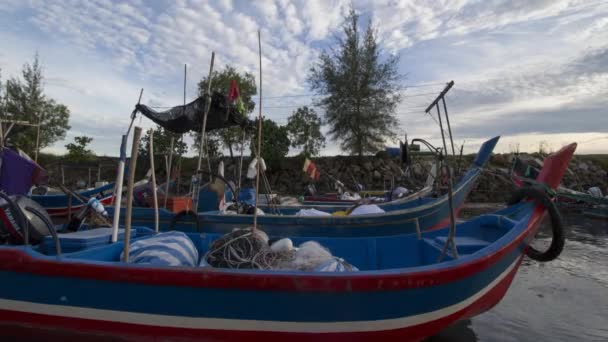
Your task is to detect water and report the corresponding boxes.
[427,208,608,341]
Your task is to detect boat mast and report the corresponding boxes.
[194,52,216,208]
[424,81,459,261]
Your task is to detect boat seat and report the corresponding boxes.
[39,227,151,255]
[433,236,491,255]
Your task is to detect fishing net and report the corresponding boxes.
[135,92,253,134]
[204,228,294,269]
[203,228,358,272]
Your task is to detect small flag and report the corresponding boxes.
[228,80,240,101]
[303,159,320,181]
[228,79,245,114]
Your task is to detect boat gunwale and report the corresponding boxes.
[0,202,541,293]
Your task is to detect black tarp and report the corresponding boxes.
[135,92,251,134]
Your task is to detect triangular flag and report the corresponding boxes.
[228,80,240,102]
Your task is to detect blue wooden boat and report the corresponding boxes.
[109,136,500,235]
[30,182,115,217]
[0,143,576,341]
[583,205,608,220]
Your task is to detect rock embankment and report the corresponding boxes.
[40,152,608,203]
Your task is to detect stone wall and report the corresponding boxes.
[40,152,608,203]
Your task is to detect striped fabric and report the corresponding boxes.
[122,231,199,267]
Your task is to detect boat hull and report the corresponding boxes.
[30,183,116,217]
[108,169,476,237]
[0,233,530,342]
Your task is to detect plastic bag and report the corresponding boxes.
[349,204,385,216]
[295,208,331,216]
[315,258,359,272]
[291,241,333,271]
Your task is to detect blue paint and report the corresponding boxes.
[30,183,115,209]
[0,201,535,325]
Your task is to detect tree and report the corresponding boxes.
[140,125,188,162]
[308,9,402,156]
[65,136,94,162]
[197,65,256,158]
[190,131,222,158]
[4,54,71,154]
[286,106,326,156]
[250,118,290,169]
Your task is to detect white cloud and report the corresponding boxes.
[0,0,607,157]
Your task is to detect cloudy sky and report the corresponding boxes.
[0,0,607,156]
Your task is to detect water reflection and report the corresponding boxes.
[426,208,608,341]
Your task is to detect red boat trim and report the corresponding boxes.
[46,195,114,217]
[0,208,543,293]
[0,257,522,341]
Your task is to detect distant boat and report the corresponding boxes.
[30,183,115,217]
[0,143,576,341]
[109,136,500,236]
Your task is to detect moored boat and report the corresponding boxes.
[30,182,115,217]
[108,136,499,236]
[0,142,576,341]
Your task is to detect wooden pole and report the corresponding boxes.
[34,112,42,163]
[123,126,142,263]
[435,101,458,261]
[97,164,101,182]
[111,135,127,243]
[88,168,92,188]
[0,117,4,149]
[112,89,144,243]
[164,136,174,208]
[441,97,456,157]
[67,192,72,219]
[176,156,182,195]
[253,29,263,231]
[148,128,159,233]
[61,165,65,185]
[194,52,215,207]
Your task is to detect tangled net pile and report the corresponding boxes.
[204,228,295,269]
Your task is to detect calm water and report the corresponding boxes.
[428,208,608,341]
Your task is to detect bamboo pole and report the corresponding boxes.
[253,29,263,231]
[0,116,4,149]
[194,52,215,207]
[123,126,142,263]
[175,63,186,196]
[148,128,159,233]
[34,112,42,163]
[164,136,174,208]
[67,192,72,219]
[111,135,127,243]
[112,89,143,243]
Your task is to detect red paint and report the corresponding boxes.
[0,258,522,342]
[0,209,542,293]
[428,205,463,230]
[46,195,114,217]
[535,143,576,189]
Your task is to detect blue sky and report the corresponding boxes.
[0,0,607,156]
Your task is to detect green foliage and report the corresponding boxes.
[190,131,222,158]
[139,125,188,162]
[308,9,402,156]
[65,136,94,162]
[197,65,256,158]
[2,54,71,154]
[286,106,325,157]
[250,118,290,169]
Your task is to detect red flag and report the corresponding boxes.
[228,79,240,102]
[303,159,321,181]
